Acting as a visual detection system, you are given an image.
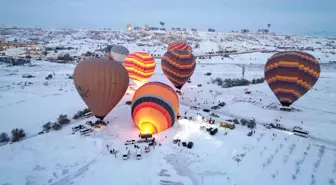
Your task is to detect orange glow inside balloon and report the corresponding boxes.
[140,121,158,134]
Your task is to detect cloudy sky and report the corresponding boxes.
[0,0,335,35]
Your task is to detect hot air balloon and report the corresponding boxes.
[124,52,156,86]
[110,45,129,63]
[167,41,191,51]
[105,45,115,60]
[73,58,129,120]
[161,49,196,90]
[131,82,179,134]
[264,51,320,109]
[126,24,132,31]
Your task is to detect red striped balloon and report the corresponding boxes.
[168,41,191,52]
[124,52,156,85]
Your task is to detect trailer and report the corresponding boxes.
[80,128,93,136]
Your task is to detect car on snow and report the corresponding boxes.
[211,105,220,110]
[210,113,220,118]
[187,142,194,149]
[122,149,131,160]
[136,149,142,160]
[203,109,210,112]
[218,102,226,107]
[209,128,218,135]
[190,106,200,110]
[144,146,150,153]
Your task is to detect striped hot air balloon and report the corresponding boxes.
[105,45,115,60]
[264,51,320,108]
[161,49,196,90]
[124,52,156,86]
[131,82,179,134]
[168,41,192,51]
[110,45,129,63]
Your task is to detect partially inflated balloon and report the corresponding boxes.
[168,41,191,51]
[124,52,156,86]
[105,45,115,60]
[110,45,129,63]
[264,51,320,107]
[73,58,129,120]
[161,49,196,89]
[132,82,179,134]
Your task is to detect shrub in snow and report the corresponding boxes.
[42,51,48,56]
[0,132,10,142]
[329,179,335,185]
[233,119,239,124]
[11,128,26,142]
[82,108,91,114]
[240,119,248,126]
[247,120,256,129]
[73,111,84,119]
[58,114,70,125]
[42,122,52,131]
[52,123,62,130]
[45,74,53,80]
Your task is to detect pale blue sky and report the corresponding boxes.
[0,0,335,35]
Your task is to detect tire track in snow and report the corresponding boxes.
[50,157,98,185]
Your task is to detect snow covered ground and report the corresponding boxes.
[1,29,336,185]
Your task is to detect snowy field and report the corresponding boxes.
[1,29,336,185]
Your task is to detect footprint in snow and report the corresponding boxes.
[52,172,58,178]
[62,169,69,175]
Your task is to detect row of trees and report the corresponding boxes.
[0,128,26,143]
[0,106,92,144]
[212,77,265,88]
[41,114,71,133]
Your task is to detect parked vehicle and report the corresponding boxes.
[293,128,309,138]
[145,146,150,153]
[220,122,235,130]
[80,128,93,136]
[210,128,218,135]
[136,149,142,160]
[122,149,131,160]
[187,142,194,149]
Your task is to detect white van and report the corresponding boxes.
[136,149,142,160]
[122,149,130,160]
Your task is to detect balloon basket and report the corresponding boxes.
[280,107,292,112]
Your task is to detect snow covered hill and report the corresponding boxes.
[0,28,336,185]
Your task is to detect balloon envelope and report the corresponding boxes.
[168,41,191,51]
[73,58,129,120]
[264,51,320,107]
[110,45,129,63]
[131,82,179,134]
[124,52,156,86]
[161,49,196,89]
[105,45,115,60]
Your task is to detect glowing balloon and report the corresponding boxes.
[131,82,179,134]
[124,52,156,86]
